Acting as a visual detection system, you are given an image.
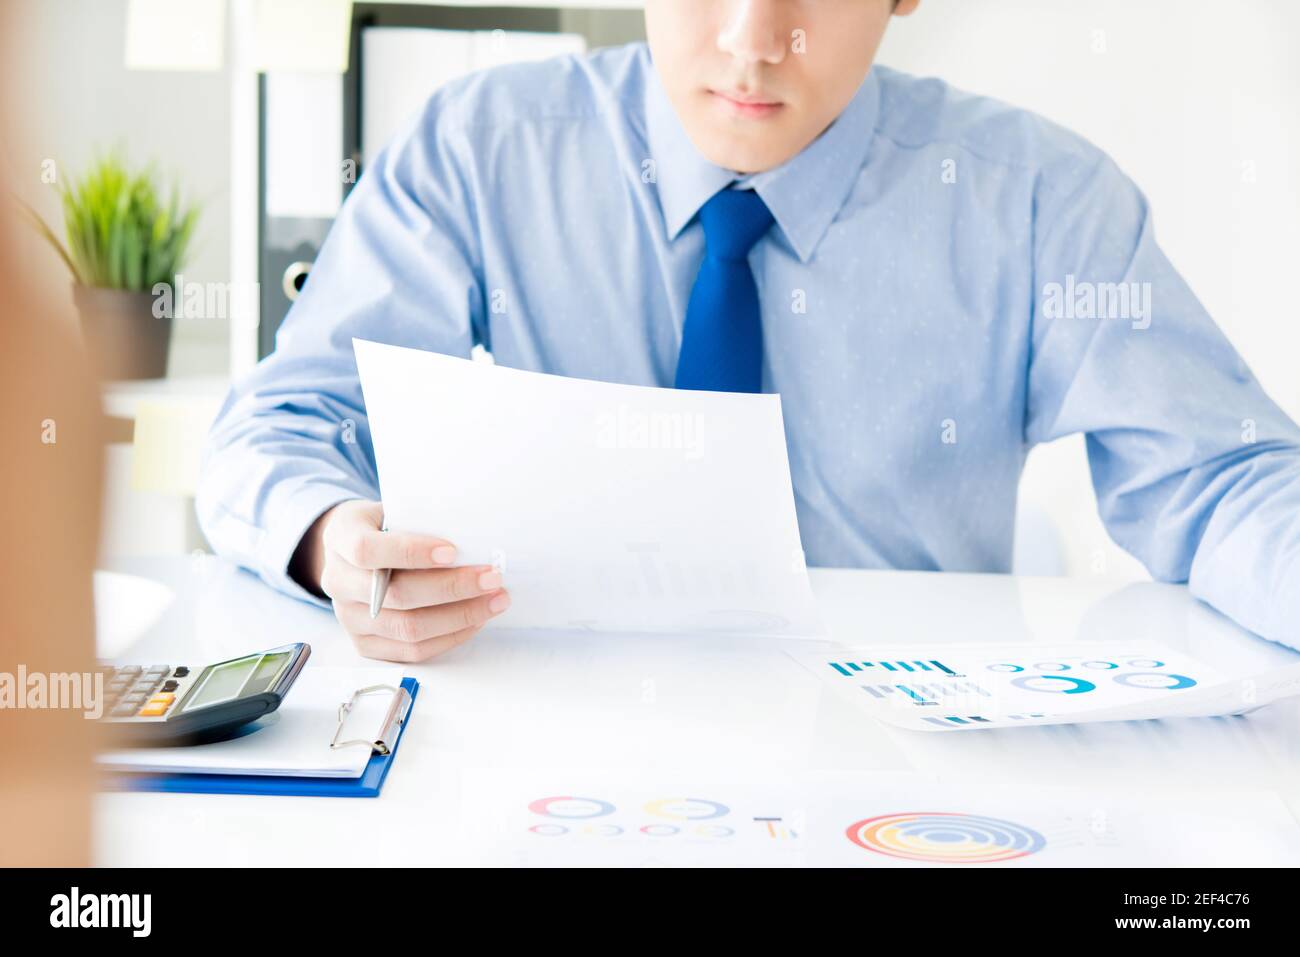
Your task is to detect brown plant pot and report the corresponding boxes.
[72,284,172,381]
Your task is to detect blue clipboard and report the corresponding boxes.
[102,677,419,798]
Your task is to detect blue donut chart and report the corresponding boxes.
[1114,672,1197,690]
[1009,675,1097,695]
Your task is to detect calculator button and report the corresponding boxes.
[138,696,173,717]
[131,680,160,696]
[117,665,143,676]
[161,680,179,693]
[173,667,189,678]
[145,665,171,677]
[122,693,147,707]
[142,694,175,714]
[110,702,139,718]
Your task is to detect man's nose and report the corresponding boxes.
[717,0,787,66]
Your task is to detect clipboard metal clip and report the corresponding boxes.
[330,684,412,756]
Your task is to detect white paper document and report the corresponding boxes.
[354,339,825,638]
[458,768,1300,867]
[99,666,404,778]
[793,641,1300,731]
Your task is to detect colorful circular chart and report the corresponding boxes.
[529,823,569,837]
[643,798,730,821]
[1032,662,1071,671]
[1114,672,1196,690]
[694,825,735,839]
[847,812,1046,864]
[528,796,616,819]
[1010,674,1096,694]
[640,824,680,837]
[987,663,1024,673]
[1127,658,1165,668]
[1082,660,1119,669]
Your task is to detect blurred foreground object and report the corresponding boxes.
[0,5,103,867]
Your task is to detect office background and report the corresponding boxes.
[7,0,1299,584]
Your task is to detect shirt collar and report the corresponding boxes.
[645,63,881,263]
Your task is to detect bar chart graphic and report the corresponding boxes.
[828,659,965,678]
[803,641,1222,732]
[859,680,991,707]
[753,816,799,839]
[921,713,1046,727]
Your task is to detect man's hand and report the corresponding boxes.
[290,500,510,662]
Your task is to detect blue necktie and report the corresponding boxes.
[674,186,774,393]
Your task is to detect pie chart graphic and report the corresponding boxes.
[643,798,730,821]
[847,812,1046,864]
[1010,674,1096,694]
[528,796,616,819]
[1114,672,1197,690]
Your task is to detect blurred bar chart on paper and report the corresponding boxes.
[790,641,1300,731]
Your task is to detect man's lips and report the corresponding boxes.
[709,89,784,117]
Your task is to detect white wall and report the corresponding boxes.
[6,0,235,558]
[6,0,232,376]
[877,0,1300,581]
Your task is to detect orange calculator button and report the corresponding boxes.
[139,693,175,717]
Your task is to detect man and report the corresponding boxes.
[198,0,1300,662]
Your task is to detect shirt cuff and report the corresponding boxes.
[258,484,365,608]
[1258,559,1300,652]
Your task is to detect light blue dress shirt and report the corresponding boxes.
[197,43,1300,648]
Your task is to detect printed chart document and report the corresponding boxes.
[354,339,825,638]
[793,641,1300,731]
[457,768,1300,867]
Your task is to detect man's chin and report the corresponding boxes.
[692,133,802,176]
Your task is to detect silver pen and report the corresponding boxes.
[369,521,391,619]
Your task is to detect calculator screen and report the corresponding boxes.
[182,651,292,713]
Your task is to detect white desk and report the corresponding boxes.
[95,557,1300,866]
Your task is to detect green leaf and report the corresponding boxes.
[14,197,83,284]
[22,153,202,292]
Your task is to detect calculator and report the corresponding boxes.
[100,643,311,746]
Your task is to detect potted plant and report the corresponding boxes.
[23,155,200,380]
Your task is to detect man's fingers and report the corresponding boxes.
[384,566,504,609]
[321,561,502,609]
[335,590,511,642]
[324,506,459,570]
[350,624,485,663]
